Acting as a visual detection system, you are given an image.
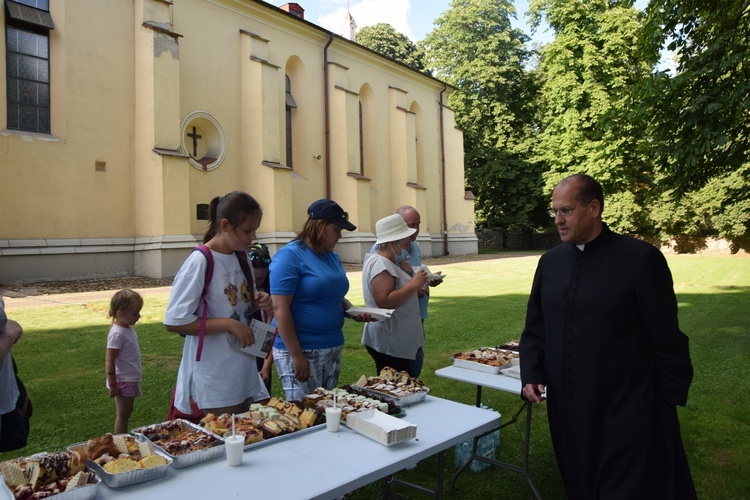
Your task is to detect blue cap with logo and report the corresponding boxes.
[307,199,357,231]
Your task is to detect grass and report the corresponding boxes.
[2,252,749,498]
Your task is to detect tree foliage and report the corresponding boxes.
[529,0,652,234]
[422,0,546,230]
[636,0,750,193]
[356,23,427,72]
[420,0,749,243]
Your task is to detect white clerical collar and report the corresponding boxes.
[576,244,585,251]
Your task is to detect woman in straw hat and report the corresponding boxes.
[361,214,429,377]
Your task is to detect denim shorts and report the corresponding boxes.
[273,345,343,401]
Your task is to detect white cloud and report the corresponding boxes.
[318,0,413,40]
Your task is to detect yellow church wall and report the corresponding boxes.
[1,0,136,241]
[0,0,475,281]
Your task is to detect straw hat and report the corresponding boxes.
[375,214,416,245]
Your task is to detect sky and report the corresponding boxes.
[267,1,652,44]
[265,0,669,70]
[267,0,550,44]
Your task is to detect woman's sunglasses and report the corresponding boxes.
[248,244,271,267]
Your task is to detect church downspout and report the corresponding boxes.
[439,83,449,256]
[323,33,334,198]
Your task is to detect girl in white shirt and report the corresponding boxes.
[164,191,272,416]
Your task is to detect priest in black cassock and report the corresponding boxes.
[519,174,696,499]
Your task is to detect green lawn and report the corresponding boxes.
[2,252,749,498]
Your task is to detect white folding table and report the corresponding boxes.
[92,395,499,500]
[435,365,542,499]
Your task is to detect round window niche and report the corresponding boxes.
[180,111,226,171]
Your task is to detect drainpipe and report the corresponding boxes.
[439,83,449,256]
[323,33,334,198]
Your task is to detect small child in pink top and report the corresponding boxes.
[105,289,143,434]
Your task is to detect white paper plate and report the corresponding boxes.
[413,266,446,282]
[346,307,395,321]
[345,409,417,446]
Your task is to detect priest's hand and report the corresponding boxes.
[522,383,547,403]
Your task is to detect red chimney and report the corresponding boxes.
[279,3,304,19]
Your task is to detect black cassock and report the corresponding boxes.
[520,225,696,499]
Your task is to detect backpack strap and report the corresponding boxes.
[193,245,214,362]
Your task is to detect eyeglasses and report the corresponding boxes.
[547,206,576,218]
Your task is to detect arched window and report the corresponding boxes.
[358,101,364,175]
[285,74,297,168]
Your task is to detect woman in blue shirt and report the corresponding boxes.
[270,199,368,401]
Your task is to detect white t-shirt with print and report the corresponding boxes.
[165,249,267,412]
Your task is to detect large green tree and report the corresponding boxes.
[356,23,426,72]
[422,0,545,232]
[529,0,652,233]
[628,0,750,242]
[637,0,750,193]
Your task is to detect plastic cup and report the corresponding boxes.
[223,432,246,466]
[325,407,342,432]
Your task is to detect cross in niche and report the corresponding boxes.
[186,126,202,157]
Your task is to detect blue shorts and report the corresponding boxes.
[273,346,342,401]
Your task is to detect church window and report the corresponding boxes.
[5,0,53,133]
[285,74,296,168]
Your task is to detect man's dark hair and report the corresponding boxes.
[562,173,604,213]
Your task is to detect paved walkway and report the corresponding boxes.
[2,286,174,310]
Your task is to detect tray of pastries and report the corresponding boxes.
[67,433,171,488]
[199,397,323,451]
[452,346,520,374]
[1,450,99,500]
[495,339,520,351]
[301,387,402,420]
[132,419,223,469]
[348,367,429,407]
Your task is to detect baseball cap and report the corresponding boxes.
[307,199,357,231]
[374,214,416,244]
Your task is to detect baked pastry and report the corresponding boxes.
[138,454,168,469]
[298,409,317,428]
[87,433,122,460]
[243,428,263,445]
[261,420,282,439]
[139,420,221,456]
[1,451,89,497]
[124,437,140,455]
[36,451,86,484]
[103,457,141,474]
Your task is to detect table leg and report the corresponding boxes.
[450,399,541,500]
[381,451,446,499]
